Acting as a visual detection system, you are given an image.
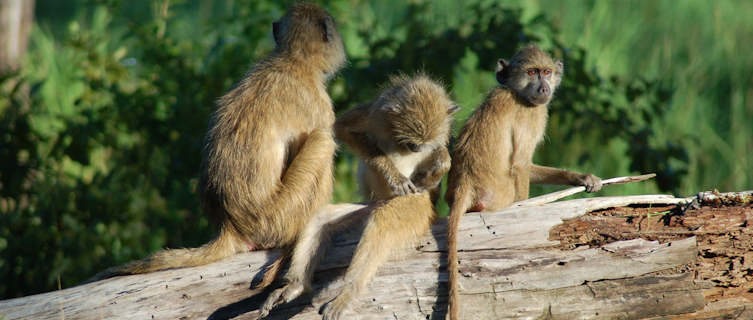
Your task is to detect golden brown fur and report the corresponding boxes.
[336,74,457,201]
[444,45,602,320]
[258,75,458,320]
[93,3,346,279]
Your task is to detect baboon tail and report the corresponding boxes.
[446,183,474,320]
[90,224,244,281]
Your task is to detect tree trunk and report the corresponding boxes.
[0,193,751,320]
[0,0,34,72]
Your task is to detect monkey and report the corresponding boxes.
[444,45,602,320]
[336,74,460,202]
[92,3,346,280]
[257,74,459,320]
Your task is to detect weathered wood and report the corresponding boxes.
[0,0,34,72]
[0,195,711,319]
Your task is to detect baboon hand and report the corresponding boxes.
[320,292,350,320]
[389,175,418,196]
[579,174,602,193]
[257,282,307,319]
[416,160,449,189]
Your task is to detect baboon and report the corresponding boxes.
[258,75,458,320]
[93,3,346,279]
[336,74,459,202]
[444,45,602,320]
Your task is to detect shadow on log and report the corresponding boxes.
[1,193,752,319]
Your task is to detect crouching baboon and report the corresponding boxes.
[94,3,346,280]
[258,74,459,320]
[445,45,602,320]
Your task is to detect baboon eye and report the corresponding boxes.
[527,69,536,76]
[541,69,551,76]
[405,143,420,152]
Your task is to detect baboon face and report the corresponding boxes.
[496,46,563,106]
[272,3,346,74]
[382,76,459,153]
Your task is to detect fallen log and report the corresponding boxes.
[1,193,751,319]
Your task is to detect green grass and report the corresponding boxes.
[518,0,753,196]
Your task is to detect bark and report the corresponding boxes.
[0,194,751,320]
[0,0,34,72]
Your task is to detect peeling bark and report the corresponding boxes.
[1,194,751,320]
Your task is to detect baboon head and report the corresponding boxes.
[272,3,346,75]
[496,45,563,106]
[380,74,460,153]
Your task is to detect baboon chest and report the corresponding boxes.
[392,148,431,178]
[510,107,547,162]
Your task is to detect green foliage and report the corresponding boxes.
[1,1,286,298]
[2,0,747,299]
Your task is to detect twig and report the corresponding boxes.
[511,173,656,208]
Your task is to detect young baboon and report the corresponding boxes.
[93,3,346,279]
[258,75,458,320]
[337,74,459,202]
[444,45,602,320]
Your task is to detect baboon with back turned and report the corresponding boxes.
[445,45,602,320]
[93,3,346,279]
[258,74,459,320]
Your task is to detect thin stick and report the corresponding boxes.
[511,173,657,208]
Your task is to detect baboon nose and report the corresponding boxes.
[538,86,550,95]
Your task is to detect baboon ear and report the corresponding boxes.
[385,103,401,113]
[496,59,509,84]
[319,17,335,42]
[272,21,281,44]
[554,59,564,72]
[448,103,461,114]
[496,59,509,72]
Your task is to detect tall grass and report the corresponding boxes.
[520,0,753,195]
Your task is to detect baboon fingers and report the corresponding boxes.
[257,282,306,319]
[407,181,418,194]
[390,178,417,196]
[320,293,350,320]
[582,174,603,193]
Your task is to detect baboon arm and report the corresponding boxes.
[529,164,581,185]
[411,147,451,190]
[260,128,336,223]
[530,164,602,192]
[334,105,381,158]
[335,106,406,184]
[334,105,369,148]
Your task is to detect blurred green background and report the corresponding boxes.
[1,0,750,299]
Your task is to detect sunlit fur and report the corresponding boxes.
[93,3,345,280]
[272,3,346,77]
[381,75,455,150]
[319,75,457,319]
[336,74,457,201]
[500,45,563,106]
[444,45,601,320]
[258,75,458,320]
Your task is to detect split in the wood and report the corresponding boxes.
[550,195,753,310]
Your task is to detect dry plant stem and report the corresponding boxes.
[512,173,657,208]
